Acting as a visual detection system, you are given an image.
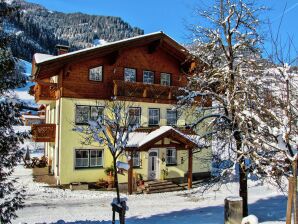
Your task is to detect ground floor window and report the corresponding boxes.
[75,149,103,168]
[132,151,140,167]
[166,148,176,165]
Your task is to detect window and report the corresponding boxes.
[167,109,177,126]
[124,68,136,82]
[148,108,160,126]
[128,107,141,126]
[75,149,103,168]
[160,73,171,86]
[143,70,154,84]
[75,106,90,124]
[90,106,104,121]
[166,148,176,165]
[132,152,140,167]
[89,66,103,81]
[75,105,104,125]
[75,150,89,168]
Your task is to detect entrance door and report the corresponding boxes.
[148,149,159,180]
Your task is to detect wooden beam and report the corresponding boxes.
[188,146,193,189]
[128,151,133,195]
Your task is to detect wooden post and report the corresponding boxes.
[187,146,193,189]
[128,151,133,195]
[224,196,243,224]
[287,176,294,224]
[113,81,118,96]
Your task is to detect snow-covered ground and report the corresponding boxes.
[12,164,287,224]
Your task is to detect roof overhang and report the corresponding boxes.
[32,31,190,80]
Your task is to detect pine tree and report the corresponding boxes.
[0,0,28,223]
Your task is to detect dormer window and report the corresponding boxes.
[124,68,136,82]
[160,73,171,86]
[143,70,154,84]
[89,66,103,81]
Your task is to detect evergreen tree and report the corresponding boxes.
[0,0,27,223]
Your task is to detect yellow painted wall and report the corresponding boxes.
[55,97,211,185]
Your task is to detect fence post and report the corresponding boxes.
[224,196,243,224]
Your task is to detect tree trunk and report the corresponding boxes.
[239,156,248,217]
[113,159,120,203]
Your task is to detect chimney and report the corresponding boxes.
[55,44,70,55]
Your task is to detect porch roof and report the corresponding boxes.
[126,126,199,150]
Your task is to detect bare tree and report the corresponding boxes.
[74,100,139,224]
[180,0,294,216]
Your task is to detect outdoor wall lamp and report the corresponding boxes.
[181,157,184,164]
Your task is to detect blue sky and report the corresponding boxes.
[26,0,298,54]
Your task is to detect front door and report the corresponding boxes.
[148,149,159,180]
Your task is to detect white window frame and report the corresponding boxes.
[143,70,154,84]
[75,149,104,168]
[166,109,177,126]
[160,73,171,86]
[124,68,136,82]
[132,151,140,167]
[90,149,103,167]
[166,148,177,165]
[75,149,89,168]
[75,105,104,124]
[89,66,103,81]
[128,107,141,126]
[148,108,160,126]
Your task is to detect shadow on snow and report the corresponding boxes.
[53,195,287,224]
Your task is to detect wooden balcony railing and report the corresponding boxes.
[31,124,56,142]
[113,80,184,103]
[29,83,57,103]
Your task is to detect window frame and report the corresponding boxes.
[75,105,104,125]
[89,65,103,82]
[148,108,160,126]
[74,149,104,169]
[166,148,177,166]
[166,109,177,126]
[143,70,154,84]
[128,107,141,126]
[132,151,141,168]
[160,72,171,86]
[124,67,137,82]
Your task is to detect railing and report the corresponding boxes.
[31,124,56,142]
[113,80,184,102]
[30,83,57,103]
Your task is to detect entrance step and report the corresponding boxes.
[143,180,185,194]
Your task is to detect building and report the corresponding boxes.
[21,105,46,126]
[30,31,212,192]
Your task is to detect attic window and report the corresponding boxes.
[89,66,103,81]
[160,73,171,86]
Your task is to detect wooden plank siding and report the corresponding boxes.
[60,45,187,103]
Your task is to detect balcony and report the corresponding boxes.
[31,124,56,142]
[30,83,57,104]
[113,80,184,103]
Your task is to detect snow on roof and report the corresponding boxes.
[34,31,185,65]
[34,53,55,64]
[13,125,31,133]
[126,126,199,148]
[22,114,45,119]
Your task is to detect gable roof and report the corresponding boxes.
[32,31,190,79]
[126,126,199,150]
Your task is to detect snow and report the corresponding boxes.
[22,114,44,119]
[126,126,199,148]
[34,53,55,64]
[13,165,287,224]
[33,31,184,65]
[242,215,259,224]
[116,161,130,171]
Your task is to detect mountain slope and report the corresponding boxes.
[5,0,144,61]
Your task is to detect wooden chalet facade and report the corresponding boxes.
[30,31,212,193]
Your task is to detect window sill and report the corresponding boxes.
[75,166,104,170]
[166,164,177,167]
[133,166,142,169]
